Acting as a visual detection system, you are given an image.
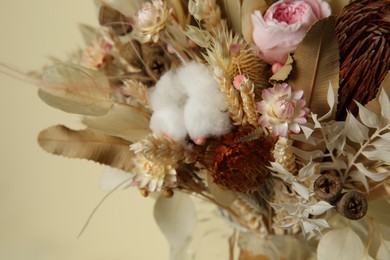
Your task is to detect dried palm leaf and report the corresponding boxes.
[38,125,135,172]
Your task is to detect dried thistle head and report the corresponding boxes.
[133,0,172,43]
[205,127,274,193]
[228,43,271,95]
[336,0,390,119]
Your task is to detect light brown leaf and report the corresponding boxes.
[220,0,242,34]
[270,55,293,82]
[365,72,390,116]
[83,104,151,143]
[328,0,350,14]
[288,17,339,119]
[241,0,268,44]
[78,24,98,46]
[206,173,237,207]
[38,125,135,172]
[39,64,113,116]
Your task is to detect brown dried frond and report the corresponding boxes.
[205,127,274,193]
[273,137,297,174]
[121,79,149,108]
[239,79,259,127]
[335,0,390,120]
[198,0,227,35]
[131,135,198,165]
[228,44,271,96]
[215,67,247,125]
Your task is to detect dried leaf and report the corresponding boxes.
[241,0,268,44]
[354,163,389,182]
[154,192,197,248]
[317,228,365,260]
[289,17,339,118]
[328,0,350,14]
[300,125,314,140]
[78,24,98,45]
[83,104,151,143]
[377,240,390,260]
[184,25,211,48]
[365,73,390,116]
[39,64,112,116]
[188,0,203,20]
[318,83,336,121]
[99,5,132,35]
[356,102,380,129]
[270,55,293,82]
[367,199,390,226]
[344,112,369,144]
[38,125,135,172]
[362,150,390,162]
[303,201,334,216]
[219,0,241,34]
[292,182,310,200]
[206,173,237,207]
[379,86,390,121]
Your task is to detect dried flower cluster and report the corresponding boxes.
[33,0,390,259]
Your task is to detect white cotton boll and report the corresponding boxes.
[149,69,187,110]
[176,61,217,97]
[184,94,231,140]
[149,107,187,141]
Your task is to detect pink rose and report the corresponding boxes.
[252,0,331,65]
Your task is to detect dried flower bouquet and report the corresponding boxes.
[22,0,390,259]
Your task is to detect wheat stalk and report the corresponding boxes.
[121,79,150,108]
[131,135,198,165]
[240,79,259,127]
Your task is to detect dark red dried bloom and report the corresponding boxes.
[205,128,274,193]
[335,0,390,120]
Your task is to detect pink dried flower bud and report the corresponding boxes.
[257,83,309,137]
[233,74,247,90]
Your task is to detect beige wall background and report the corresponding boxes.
[0,1,169,259]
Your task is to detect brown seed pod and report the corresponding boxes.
[336,191,368,220]
[313,173,342,203]
[205,127,274,193]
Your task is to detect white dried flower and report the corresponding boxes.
[257,83,309,137]
[133,0,171,43]
[130,153,176,192]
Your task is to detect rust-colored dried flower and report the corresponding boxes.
[335,0,390,120]
[205,128,274,193]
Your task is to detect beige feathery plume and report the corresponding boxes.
[130,134,198,165]
[239,79,258,127]
[121,79,150,108]
[273,137,297,174]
